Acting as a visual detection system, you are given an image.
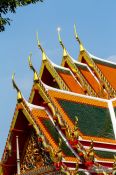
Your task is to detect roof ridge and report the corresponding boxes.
[44,83,109,103]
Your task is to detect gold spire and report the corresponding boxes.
[74,24,84,52]
[57,28,67,57]
[12,73,22,102]
[28,53,39,82]
[36,32,47,61]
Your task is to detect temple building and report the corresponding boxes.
[0,26,116,175]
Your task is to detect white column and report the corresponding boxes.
[16,136,20,175]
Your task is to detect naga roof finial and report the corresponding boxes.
[36,32,47,61]
[57,28,67,57]
[28,53,39,82]
[12,73,22,102]
[74,24,84,52]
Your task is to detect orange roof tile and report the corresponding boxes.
[112,99,116,107]
[58,72,84,94]
[78,67,101,94]
[94,60,116,90]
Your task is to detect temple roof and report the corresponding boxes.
[1,29,116,175]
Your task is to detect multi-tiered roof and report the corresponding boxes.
[1,26,116,175]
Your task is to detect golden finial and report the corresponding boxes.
[61,166,70,175]
[75,162,79,174]
[73,116,79,139]
[90,140,94,148]
[74,24,84,52]
[28,53,39,82]
[36,32,47,61]
[74,116,78,130]
[75,116,78,123]
[58,137,62,148]
[57,27,67,57]
[88,139,94,153]
[87,140,94,161]
[12,73,22,102]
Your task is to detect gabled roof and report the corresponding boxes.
[2,29,116,174]
[39,51,85,94]
[61,49,98,97]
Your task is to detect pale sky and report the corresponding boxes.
[0,0,116,159]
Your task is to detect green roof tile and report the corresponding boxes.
[58,99,115,140]
[78,171,87,175]
[114,107,116,118]
[95,150,116,159]
[42,118,74,157]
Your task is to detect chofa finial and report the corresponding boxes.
[12,73,22,102]
[57,27,67,57]
[74,24,84,52]
[28,53,35,72]
[57,27,64,48]
[36,32,47,61]
[28,53,39,82]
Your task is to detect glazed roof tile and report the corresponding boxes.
[28,103,116,162]
[89,53,116,90]
[54,65,84,94]
[74,62,101,95]
[47,88,116,162]
[47,88,116,143]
